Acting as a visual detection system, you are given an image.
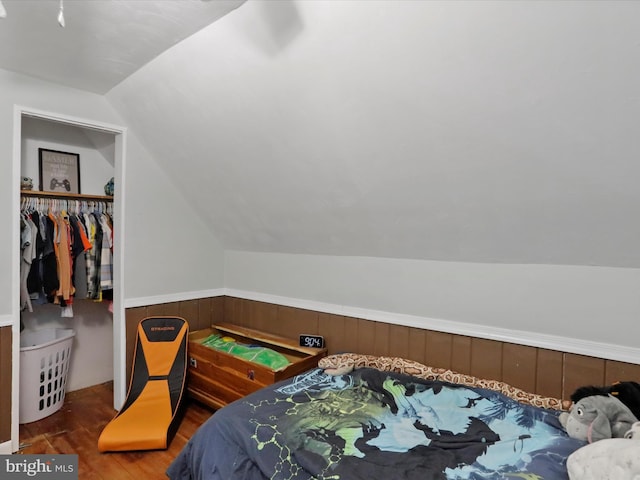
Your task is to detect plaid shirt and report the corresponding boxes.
[84,213,101,300]
[99,214,113,291]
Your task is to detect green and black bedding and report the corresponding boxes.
[167,367,584,480]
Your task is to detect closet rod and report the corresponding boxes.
[20,190,113,202]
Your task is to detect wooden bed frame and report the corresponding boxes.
[125,295,640,404]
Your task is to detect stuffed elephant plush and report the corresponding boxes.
[559,394,638,443]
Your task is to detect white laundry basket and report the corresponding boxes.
[19,328,75,424]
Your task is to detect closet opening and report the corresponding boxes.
[12,106,126,452]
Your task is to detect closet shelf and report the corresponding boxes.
[20,190,113,201]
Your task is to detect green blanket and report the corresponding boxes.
[201,334,291,370]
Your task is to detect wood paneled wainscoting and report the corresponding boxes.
[0,325,12,446]
[125,296,640,402]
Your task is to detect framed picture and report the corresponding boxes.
[38,148,81,194]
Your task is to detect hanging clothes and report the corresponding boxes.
[26,210,46,304]
[19,215,37,312]
[85,212,102,300]
[68,214,91,296]
[19,194,114,317]
[41,213,60,301]
[98,212,113,292]
[54,210,75,304]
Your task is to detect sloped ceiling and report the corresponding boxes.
[106,0,640,268]
[6,1,639,268]
[0,0,245,93]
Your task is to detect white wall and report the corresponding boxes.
[225,250,640,362]
[21,117,115,195]
[121,130,226,300]
[107,0,640,270]
[1,68,226,397]
[106,0,640,363]
[0,67,226,311]
[20,302,113,392]
[4,0,638,400]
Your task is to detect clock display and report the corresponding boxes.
[299,334,325,349]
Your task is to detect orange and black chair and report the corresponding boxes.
[98,316,189,452]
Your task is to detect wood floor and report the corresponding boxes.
[17,381,214,479]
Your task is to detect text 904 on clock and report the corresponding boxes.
[299,334,325,349]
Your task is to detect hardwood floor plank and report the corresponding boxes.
[17,434,56,454]
[17,382,213,479]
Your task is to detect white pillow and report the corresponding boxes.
[567,422,640,480]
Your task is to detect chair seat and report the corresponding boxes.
[98,317,189,452]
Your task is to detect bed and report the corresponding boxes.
[167,354,585,480]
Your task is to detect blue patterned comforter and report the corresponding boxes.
[167,368,584,480]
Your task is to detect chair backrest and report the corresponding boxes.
[121,316,189,416]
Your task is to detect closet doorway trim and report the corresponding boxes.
[12,105,127,452]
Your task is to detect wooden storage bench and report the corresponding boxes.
[187,323,327,410]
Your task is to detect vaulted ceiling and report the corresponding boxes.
[0,0,245,93]
[4,1,640,268]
